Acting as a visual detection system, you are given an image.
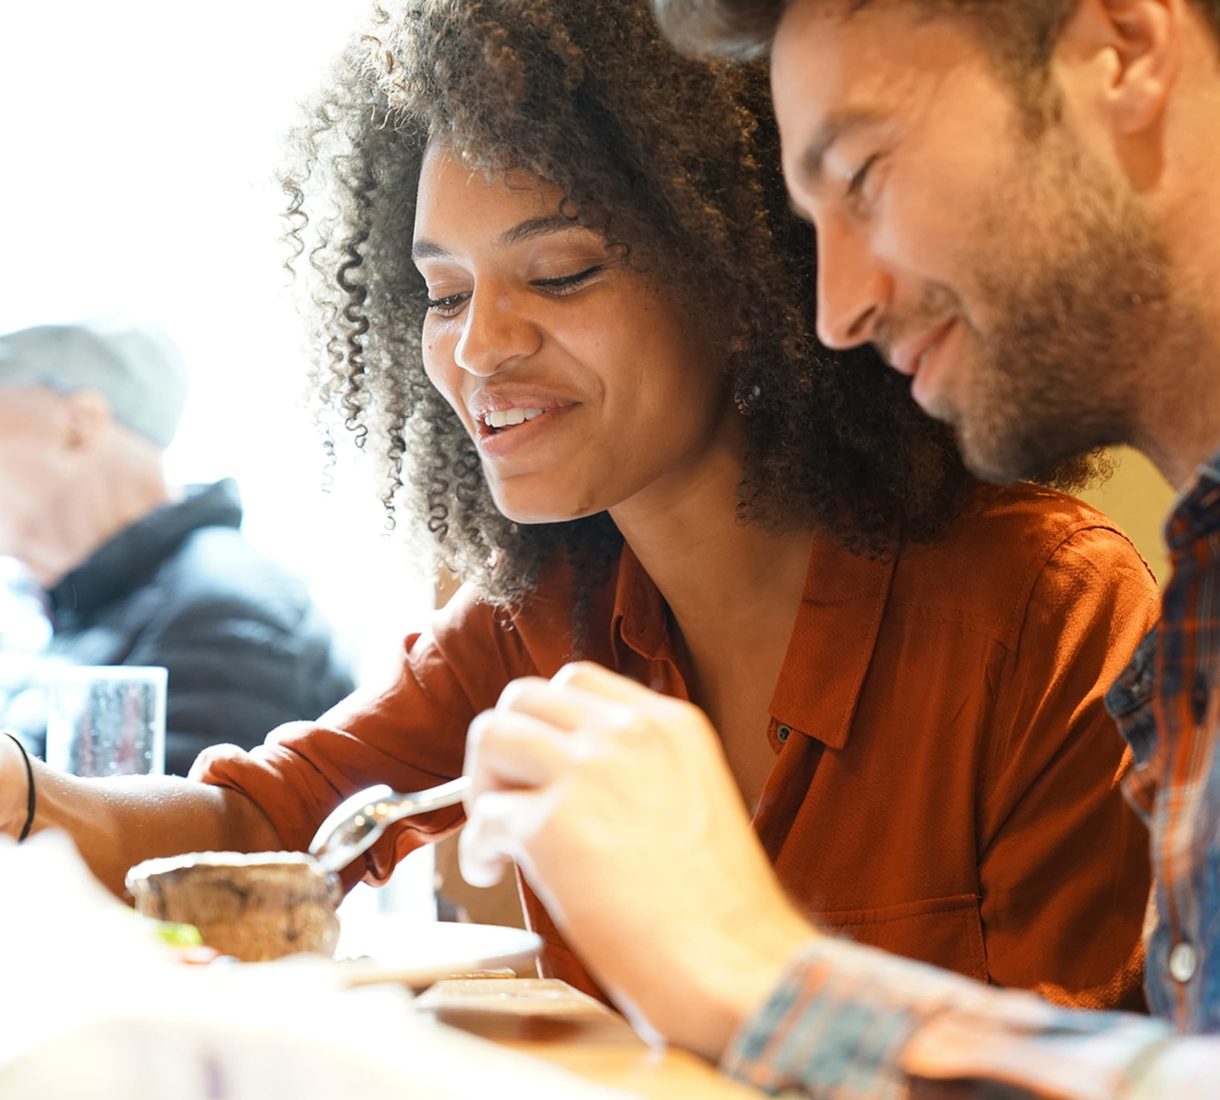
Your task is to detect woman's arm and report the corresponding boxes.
[1,734,281,897]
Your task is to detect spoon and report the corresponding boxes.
[308,776,471,874]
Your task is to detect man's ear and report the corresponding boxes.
[1069,0,1180,135]
[61,389,113,452]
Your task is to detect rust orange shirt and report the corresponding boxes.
[197,484,1157,1007]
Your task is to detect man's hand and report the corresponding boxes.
[461,662,815,1060]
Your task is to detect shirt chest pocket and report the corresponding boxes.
[811,893,989,983]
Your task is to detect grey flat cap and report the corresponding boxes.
[0,319,189,448]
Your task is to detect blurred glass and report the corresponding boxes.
[46,666,167,777]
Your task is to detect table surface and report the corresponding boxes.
[415,978,766,1099]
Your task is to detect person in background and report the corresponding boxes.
[456,0,1220,1095]
[0,557,52,714]
[0,319,354,774]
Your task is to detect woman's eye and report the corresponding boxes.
[532,265,605,295]
[424,264,605,314]
[424,291,470,316]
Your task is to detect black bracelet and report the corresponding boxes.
[3,732,35,842]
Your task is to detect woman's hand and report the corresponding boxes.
[0,733,32,840]
[461,661,814,1060]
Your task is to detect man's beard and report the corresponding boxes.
[944,136,1200,484]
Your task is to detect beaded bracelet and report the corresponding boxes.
[3,732,35,842]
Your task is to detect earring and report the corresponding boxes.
[734,382,761,415]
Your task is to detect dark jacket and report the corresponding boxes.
[3,480,354,774]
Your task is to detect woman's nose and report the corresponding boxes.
[454,289,543,376]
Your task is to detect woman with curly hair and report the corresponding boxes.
[2,0,1155,1012]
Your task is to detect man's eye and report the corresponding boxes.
[847,154,880,200]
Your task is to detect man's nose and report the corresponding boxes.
[815,219,889,350]
[454,289,543,376]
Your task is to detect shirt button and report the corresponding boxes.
[1169,942,1198,983]
[776,725,792,743]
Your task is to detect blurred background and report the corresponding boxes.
[1079,448,1174,586]
[0,0,435,688]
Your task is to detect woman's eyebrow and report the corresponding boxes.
[412,214,584,262]
[411,238,449,262]
[498,213,582,247]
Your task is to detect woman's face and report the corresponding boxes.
[413,143,732,525]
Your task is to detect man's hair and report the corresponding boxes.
[654,0,1220,67]
[283,0,1002,610]
[652,0,790,58]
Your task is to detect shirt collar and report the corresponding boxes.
[1164,451,1220,556]
[610,543,670,661]
[769,533,897,749]
[608,533,897,751]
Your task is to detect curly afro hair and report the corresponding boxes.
[281,0,1098,609]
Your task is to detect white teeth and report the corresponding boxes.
[483,408,545,429]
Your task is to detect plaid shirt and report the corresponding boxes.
[723,461,1220,1098]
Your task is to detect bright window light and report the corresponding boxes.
[0,1,435,685]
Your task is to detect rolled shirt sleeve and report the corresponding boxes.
[725,937,1176,1099]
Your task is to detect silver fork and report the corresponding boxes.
[308,776,471,874]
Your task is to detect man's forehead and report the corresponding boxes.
[773,0,890,47]
[771,1,901,156]
[772,0,986,155]
[771,0,903,111]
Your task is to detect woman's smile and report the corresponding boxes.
[472,402,579,459]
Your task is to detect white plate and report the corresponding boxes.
[335,919,542,989]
